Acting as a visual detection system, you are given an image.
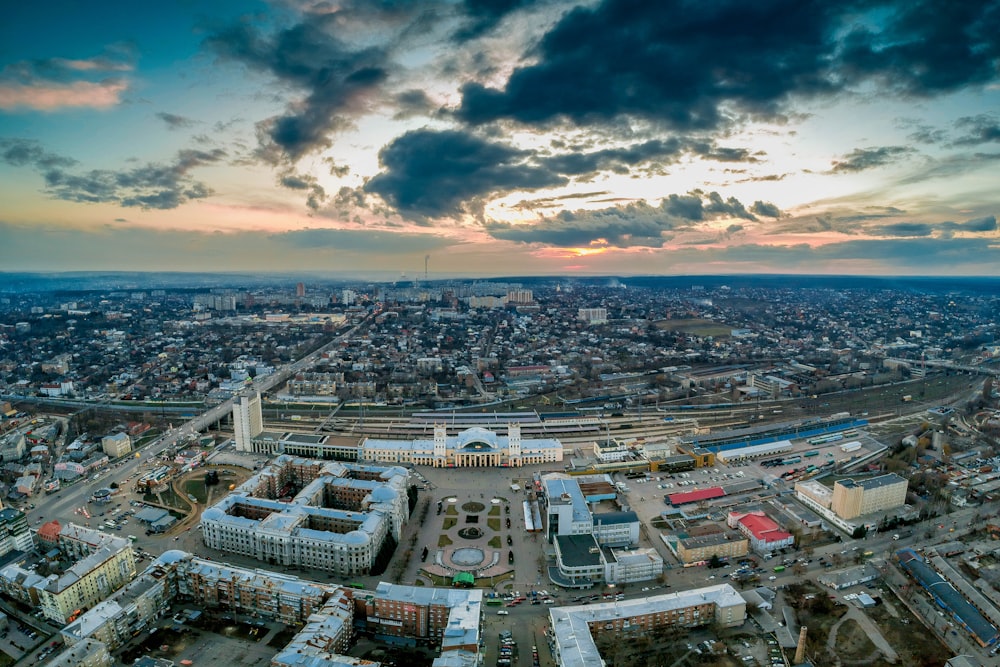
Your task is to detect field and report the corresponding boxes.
[654,318,733,337]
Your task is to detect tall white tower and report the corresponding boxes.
[508,423,521,464]
[233,392,263,452]
[433,424,447,463]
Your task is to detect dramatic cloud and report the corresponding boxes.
[485,201,674,247]
[457,0,1000,131]
[205,16,391,163]
[952,114,1000,146]
[831,146,914,173]
[750,201,782,218]
[484,190,778,247]
[156,112,197,130]
[662,190,763,221]
[364,129,566,219]
[0,52,133,111]
[0,139,224,209]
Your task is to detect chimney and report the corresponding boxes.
[794,625,808,664]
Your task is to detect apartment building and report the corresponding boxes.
[101,432,132,458]
[232,392,264,452]
[0,508,33,557]
[831,473,908,520]
[200,456,408,575]
[550,584,746,667]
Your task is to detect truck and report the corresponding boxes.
[901,395,913,402]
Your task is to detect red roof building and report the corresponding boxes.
[37,520,62,550]
[728,511,794,554]
[667,487,726,506]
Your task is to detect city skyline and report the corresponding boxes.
[2,0,999,276]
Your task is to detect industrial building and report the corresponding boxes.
[897,549,999,648]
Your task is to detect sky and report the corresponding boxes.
[1,0,999,278]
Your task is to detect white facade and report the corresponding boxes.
[362,424,562,468]
[232,392,263,452]
[101,432,132,458]
[605,548,663,584]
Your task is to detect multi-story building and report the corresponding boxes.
[667,531,749,565]
[200,456,408,575]
[577,307,608,324]
[47,639,112,667]
[362,424,563,468]
[549,584,746,667]
[594,439,629,462]
[249,431,360,460]
[727,511,794,555]
[604,548,664,584]
[831,474,908,520]
[36,525,136,624]
[63,549,482,667]
[101,432,132,458]
[543,475,640,547]
[232,392,263,452]
[0,508,33,557]
[358,582,482,650]
[550,534,661,588]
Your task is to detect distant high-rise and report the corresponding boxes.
[507,288,533,304]
[296,282,305,297]
[233,393,263,452]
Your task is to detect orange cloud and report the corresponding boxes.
[0,78,129,111]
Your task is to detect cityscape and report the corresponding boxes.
[3,1,1000,667]
[0,274,997,667]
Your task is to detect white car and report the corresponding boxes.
[497,610,509,615]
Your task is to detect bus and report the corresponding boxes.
[486,598,504,606]
[773,565,786,573]
[128,535,137,542]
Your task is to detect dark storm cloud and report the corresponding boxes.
[156,112,196,130]
[662,190,761,221]
[1,140,225,210]
[485,201,673,247]
[456,0,1000,130]
[363,129,566,219]
[952,114,1000,146]
[831,146,913,173]
[540,138,687,175]
[750,201,782,218]
[484,191,777,247]
[274,227,455,253]
[457,0,841,128]
[837,1,1000,97]
[205,16,391,163]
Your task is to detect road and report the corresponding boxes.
[28,318,368,535]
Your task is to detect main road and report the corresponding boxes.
[29,317,369,527]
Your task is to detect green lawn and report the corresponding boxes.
[487,518,501,531]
